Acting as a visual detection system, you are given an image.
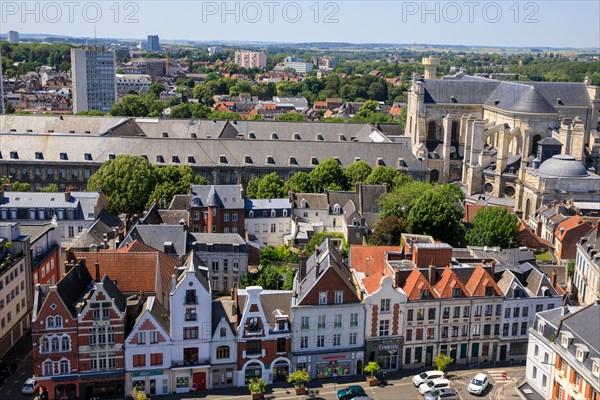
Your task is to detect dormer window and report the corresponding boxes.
[333,204,341,214]
[108,153,116,160]
[420,290,429,300]
[316,133,324,141]
[339,134,346,141]
[191,133,197,138]
[575,344,589,362]
[318,291,327,305]
[162,131,168,137]
[35,152,44,160]
[398,158,407,168]
[249,210,254,218]
[293,133,301,140]
[514,288,523,298]
[188,155,195,163]
[156,155,164,163]
[592,361,599,378]
[354,157,361,162]
[140,154,148,160]
[244,155,253,164]
[377,157,385,166]
[10,151,18,159]
[333,157,341,164]
[311,157,318,165]
[270,209,276,217]
[301,199,308,208]
[84,153,92,161]
[266,156,275,165]
[485,286,494,296]
[289,157,297,165]
[452,287,461,298]
[561,332,573,348]
[219,155,228,164]
[172,155,180,163]
[271,133,278,140]
[248,132,256,139]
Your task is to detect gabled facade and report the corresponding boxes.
[189,185,245,234]
[125,296,171,397]
[291,240,365,379]
[553,216,593,263]
[235,286,292,386]
[169,253,212,393]
[210,299,237,389]
[573,225,600,306]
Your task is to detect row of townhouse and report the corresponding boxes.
[525,301,599,400]
[32,239,568,399]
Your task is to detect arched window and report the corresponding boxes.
[249,211,254,218]
[220,327,227,337]
[271,209,276,217]
[51,337,60,352]
[216,346,230,359]
[353,218,359,227]
[301,199,308,208]
[59,359,69,374]
[43,361,54,376]
[530,134,542,156]
[46,316,55,328]
[283,209,288,217]
[333,204,341,214]
[41,337,49,353]
[54,315,63,328]
[61,336,70,351]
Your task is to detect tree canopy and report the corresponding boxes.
[407,189,465,245]
[148,166,208,208]
[344,160,373,186]
[466,207,520,248]
[369,215,407,246]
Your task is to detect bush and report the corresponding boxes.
[248,377,267,394]
[364,361,381,378]
[287,369,310,387]
[434,353,454,372]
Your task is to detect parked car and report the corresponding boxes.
[418,378,451,395]
[424,387,459,400]
[467,373,490,395]
[336,385,366,400]
[412,370,445,387]
[21,378,38,395]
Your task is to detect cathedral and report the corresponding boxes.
[406,58,600,217]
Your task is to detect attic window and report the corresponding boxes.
[293,133,301,140]
[69,130,75,133]
[266,156,275,165]
[10,151,18,159]
[420,290,429,300]
[289,157,297,165]
[141,155,148,160]
[187,155,195,163]
[35,152,44,160]
[398,158,407,168]
[47,130,54,133]
[485,286,494,296]
[191,133,197,138]
[333,157,341,164]
[339,134,346,141]
[354,157,361,162]
[219,155,228,164]
[377,157,385,166]
[162,131,169,138]
[311,157,318,165]
[108,153,116,160]
[556,98,563,105]
[156,155,165,163]
[451,96,457,103]
[271,133,279,140]
[316,133,324,141]
[248,132,256,139]
[172,155,180,163]
[84,130,91,134]
[244,155,253,164]
[452,288,461,298]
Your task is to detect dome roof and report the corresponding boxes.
[537,155,588,177]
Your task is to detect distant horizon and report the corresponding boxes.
[1,1,598,49]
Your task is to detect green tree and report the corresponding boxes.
[284,172,312,193]
[148,166,208,208]
[369,216,407,246]
[249,114,265,121]
[379,180,432,219]
[407,190,465,245]
[109,95,149,117]
[309,158,348,193]
[87,155,158,215]
[276,113,306,121]
[256,173,286,199]
[364,361,381,379]
[39,183,59,192]
[398,107,407,129]
[11,181,30,192]
[364,166,401,189]
[148,82,165,97]
[344,160,373,185]
[434,353,454,372]
[466,207,519,248]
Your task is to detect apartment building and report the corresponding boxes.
[189,185,245,234]
[234,50,267,69]
[573,225,600,305]
[71,46,116,113]
[244,198,292,245]
[291,241,365,379]
[21,223,61,287]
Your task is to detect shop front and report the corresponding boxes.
[365,337,403,371]
[78,372,124,400]
[294,351,364,380]
[40,375,78,400]
[210,363,236,389]
[171,366,210,394]
[128,370,170,396]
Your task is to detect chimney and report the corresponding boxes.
[170,271,177,293]
[64,190,71,202]
[428,264,436,286]
[491,260,496,278]
[298,255,307,281]
[94,260,100,282]
[551,269,557,289]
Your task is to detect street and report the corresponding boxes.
[0,332,34,400]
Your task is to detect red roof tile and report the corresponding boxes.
[464,265,502,297]
[362,272,385,295]
[350,245,403,276]
[402,269,438,301]
[433,267,469,298]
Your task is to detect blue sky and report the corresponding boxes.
[2,1,599,48]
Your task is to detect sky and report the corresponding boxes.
[1,1,599,48]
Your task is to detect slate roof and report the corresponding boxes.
[146,296,171,335]
[245,198,291,210]
[179,251,211,293]
[101,274,127,312]
[0,191,99,220]
[212,299,236,334]
[291,193,329,209]
[120,224,190,256]
[191,185,244,209]
[55,260,94,316]
[237,289,293,326]
[190,233,246,245]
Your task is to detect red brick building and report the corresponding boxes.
[23,224,61,287]
[189,185,245,234]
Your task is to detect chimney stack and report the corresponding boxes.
[491,260,496,278]
[298,254,307,281]
[94,260,100,282]
[64,190,71,202]
[428,264,436,286]
[551,269,558,289]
